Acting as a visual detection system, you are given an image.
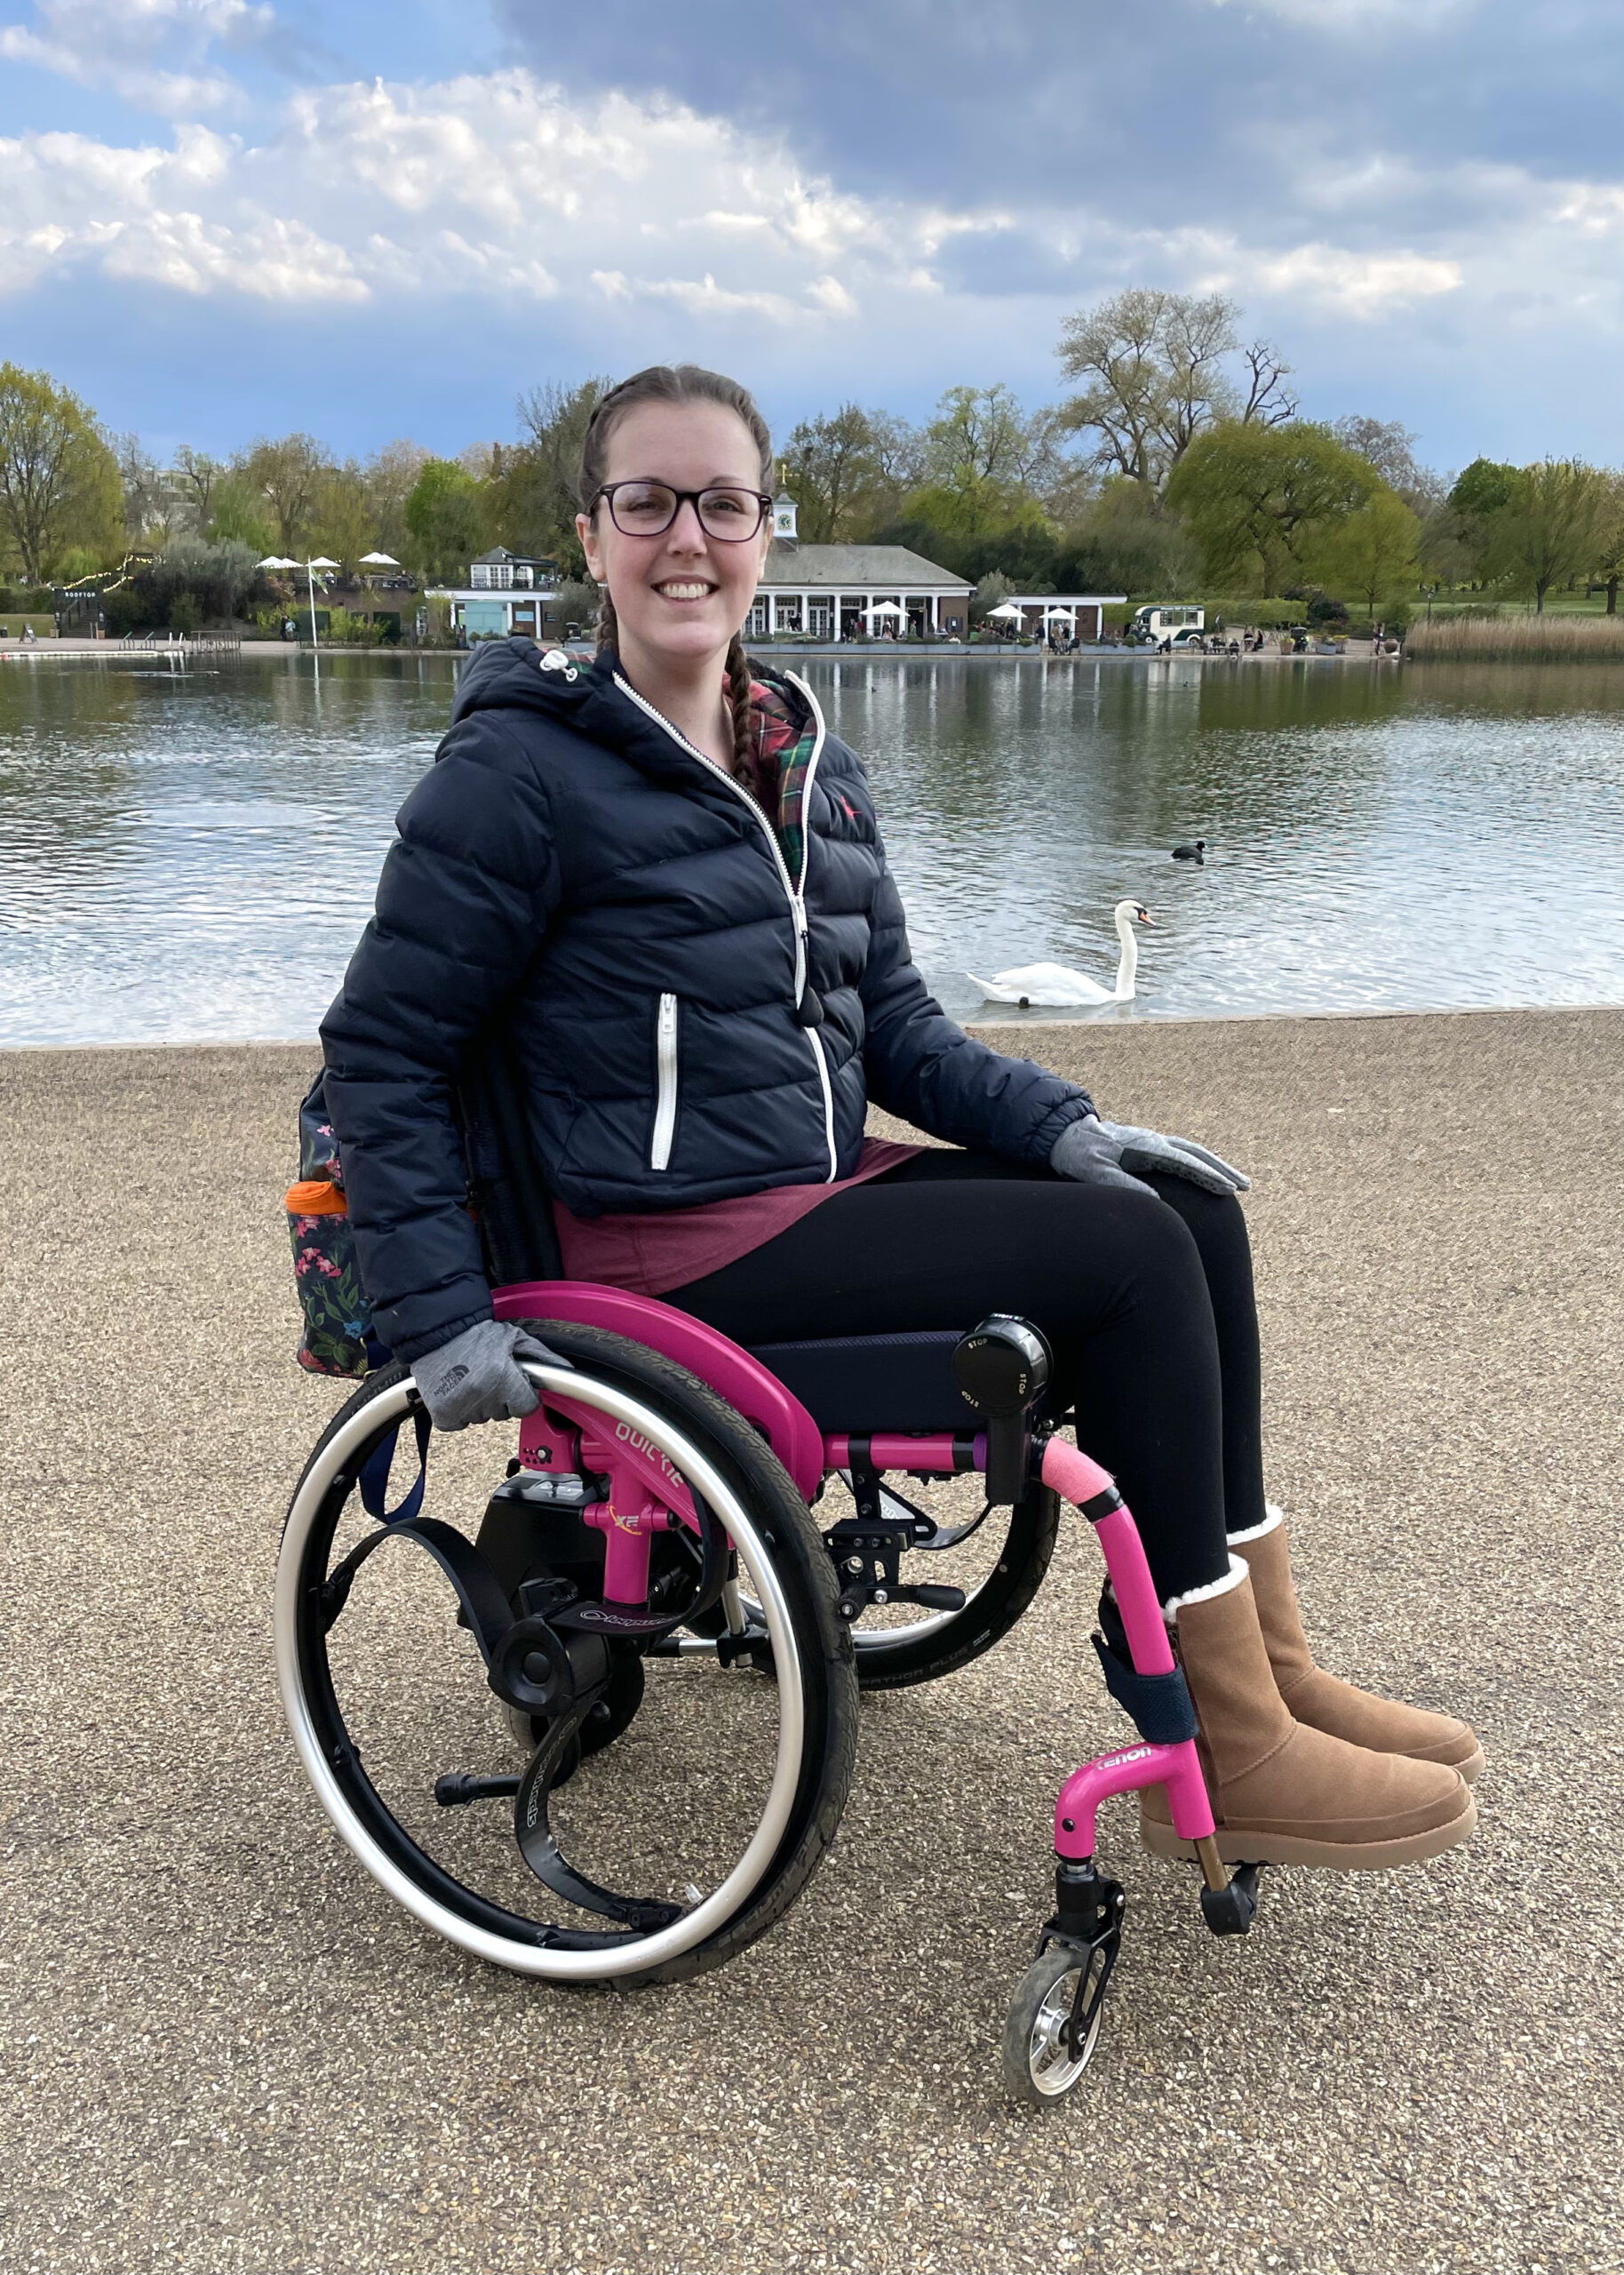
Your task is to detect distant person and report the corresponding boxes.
[317,360,1480,1876]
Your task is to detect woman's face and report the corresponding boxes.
[577,399,770,672]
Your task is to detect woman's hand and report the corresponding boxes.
[411,1320,563,1432]
[1050,1114,1250,1197]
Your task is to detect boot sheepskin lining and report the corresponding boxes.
[1163,1553,1247,1622]
[1227,1504,1285,1547]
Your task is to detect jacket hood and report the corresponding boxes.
[449,636,816,776]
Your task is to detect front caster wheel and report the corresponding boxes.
[1001,1936,1115,2104]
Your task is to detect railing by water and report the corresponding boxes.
[118,630,243,656]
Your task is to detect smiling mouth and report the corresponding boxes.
[654,579,718,602]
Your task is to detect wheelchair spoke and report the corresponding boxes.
[513,1714,684,1931]
[278,1337,854,1984]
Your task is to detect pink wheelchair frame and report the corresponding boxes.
[492,1281,1254,1975]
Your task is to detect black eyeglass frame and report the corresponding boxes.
[590,481,776,541]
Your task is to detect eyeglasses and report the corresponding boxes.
[592,481,774,541]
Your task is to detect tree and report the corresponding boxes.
[309,463,378,579]
[1318,487,1422,617]
[781,404,892,542]
[1429,457,1521,588]
[1166,420,1379,595]
[1055,476,1202,602]
[1056,291,1294,491]
[1449,457,1520,521]
[115,433,181,544]
[1588,474,1624,615]
[172,446,224,533]
[910,384,1063,541]
[1331,416,1444,512]
[1239,341,1298,427]
[487,379,609,572]
[362,439,432,562]
[203,473,274,556]
[241,432,333,555]
[403,458,489,582]
[0,364,123,582]
[1487,459,1610,612]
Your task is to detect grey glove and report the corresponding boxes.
[1050,1114,1250,1196]
[411,1319,563,1433]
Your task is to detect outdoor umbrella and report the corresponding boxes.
[986,602,1024,620]
[359,553,400,566]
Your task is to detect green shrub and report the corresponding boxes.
[101,586,160,637]
[322,606,388,646]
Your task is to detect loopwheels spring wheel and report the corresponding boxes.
[1001,1937,1115,2105]
[277,1322,857,1988]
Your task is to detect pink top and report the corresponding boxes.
[553,1136,924,1297]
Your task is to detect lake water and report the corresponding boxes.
[3,649,1621,1047]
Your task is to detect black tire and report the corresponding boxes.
[851,1485,1061,1693]
[1001,1939,1111,2105]
[277,1321,858,1989]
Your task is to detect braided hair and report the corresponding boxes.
[580,364,773,785]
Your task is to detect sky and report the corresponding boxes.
[2,0,1621,475]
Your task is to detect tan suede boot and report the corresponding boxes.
[1141,1559,1477,1869]
[1232,1507,1484,1783]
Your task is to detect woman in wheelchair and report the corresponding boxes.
[288,363,1476,2083]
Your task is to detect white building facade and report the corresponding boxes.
[746,498,972,642]
[999,594,1127,642]
[429,548,564,640]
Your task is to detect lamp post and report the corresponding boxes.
[259,555,339,672]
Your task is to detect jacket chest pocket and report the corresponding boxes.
[649,992,681,1170]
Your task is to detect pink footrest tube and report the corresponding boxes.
[1039,1438,1216,1860]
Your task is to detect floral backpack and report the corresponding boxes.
[284,1074,378,1378]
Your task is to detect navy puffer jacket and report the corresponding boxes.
[320,640,1093,1361]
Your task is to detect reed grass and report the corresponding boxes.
[1406,611,1624,661]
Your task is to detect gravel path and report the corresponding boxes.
[2,1010,1620,2274]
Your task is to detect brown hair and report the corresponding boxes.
[578,363,774,780]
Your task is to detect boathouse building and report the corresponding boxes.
[430,505,976,643]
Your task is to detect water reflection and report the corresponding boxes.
[1,650,1621,1044]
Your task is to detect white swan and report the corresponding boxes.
[968,900,1154,1006]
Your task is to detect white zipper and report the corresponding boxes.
[650,992,679,1170]
[807,1026,837,1179]
[614,668,838,1180]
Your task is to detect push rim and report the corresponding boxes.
[276,1364,807,1982]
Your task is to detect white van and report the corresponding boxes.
[1126,605,1206,649]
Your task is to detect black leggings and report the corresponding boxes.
[666,1151,1266,1601]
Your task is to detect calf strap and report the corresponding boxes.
[1090,1630,1200,1746]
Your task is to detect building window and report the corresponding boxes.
[773,594,803,635]
[808,597,833,640]
[747,597,769,637]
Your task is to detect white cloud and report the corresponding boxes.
[0,0,275,116]
[0,46,1620,397]
[1254,243,1461,316]
[1201,0,1476,27]
[0,70,990,315]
